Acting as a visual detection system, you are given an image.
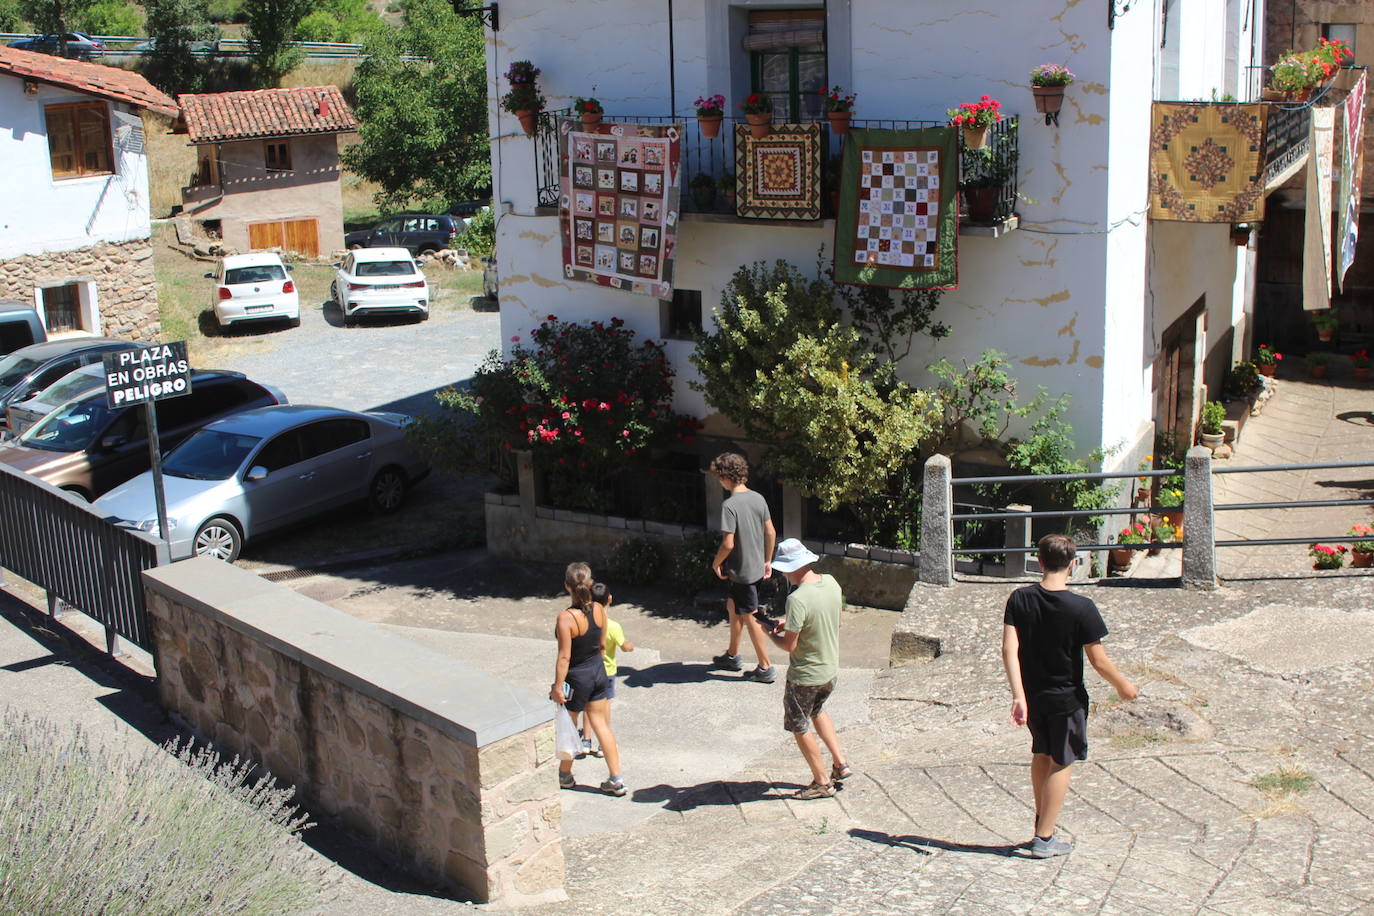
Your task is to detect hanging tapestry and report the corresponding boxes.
[560,120,682,299]
[1338,72,1366,292]
[734,123,822,219]
[1303,106,1335,312]
[832,126,958,289]
[1148,102,1268,222]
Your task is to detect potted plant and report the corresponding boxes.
[1308,351,1330,379]
[1135,454,1154,505]
[689,172,717,210]
[1312,308,1339,341]
[1268,52,1325,100]
[948,95,1001,149]
[694,93,726,138]
[1157,475,1184,529]
[1110,523,1149,571]
[1352,348,1371,382]
[575,96,604,127]
[717,170,737,209]
[1308,542,1348,570]
[1150,519,1176,556]
[1029,64,1074,118]
[819,85,857,135]
[1349,524,1374,568]
[740,92,772,138]
[1199,400,1226,451]
[1255,344,1281,377]
[1230,222,1252,245]
[1222,361,1261,401]
[959,131,1016,223]
[501,60,545,135]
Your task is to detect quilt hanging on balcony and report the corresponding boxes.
[1148,103,1268,222]
[560,120,682,298]
[734,123,822,219]
[832,126,958,289]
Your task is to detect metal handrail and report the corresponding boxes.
[1216,498,1374,512]
[952,504,1180,521]
[954,468,1180,485]
[955,542,1181,555]
[1211,459,1374,474]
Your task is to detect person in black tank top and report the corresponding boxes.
[551,562,625,796]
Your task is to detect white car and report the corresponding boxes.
[208,253,301,329]
[331,247,430,326]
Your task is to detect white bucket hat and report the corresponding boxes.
[772,538,820,573]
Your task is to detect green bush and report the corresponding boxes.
[206,0,245,22]
[607,537,664,586]
[77,0,144,34]
[669,531,721,593]
[457,206,494,259]
[1201,400,1226,434]
[0,0,21,30]
[0,710,329,914]
[1222,361,1260,400]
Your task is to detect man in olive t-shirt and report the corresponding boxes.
[765,538,850,799]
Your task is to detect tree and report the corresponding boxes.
[20,0,94,41]
[141,0,216,94]
[242,0,313,86]
[77,0,142,35]
[0,0,21,30]
[342,0,490,210]
[293,0,379,42]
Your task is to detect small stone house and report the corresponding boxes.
[177,86,357,258]
[0,47,176,341]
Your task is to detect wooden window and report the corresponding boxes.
[265,141,292,172]
[41,284,83,333]
[748,10,827,123]
[1321,23,1357,60]
[46,102,112,179]
[661,289,702,341]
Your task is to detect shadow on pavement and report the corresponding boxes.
[631,779,806,809]
[848,827,1029,858]
[619,662,734,687]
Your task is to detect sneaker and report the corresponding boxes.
[1030,834,1072,858]
[558,771,575,790]
[712,652,743,671]
[745,665,776,684]
[578,737,593,759]
[599,776,627,797]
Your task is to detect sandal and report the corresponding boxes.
[831,763,853,782]
[791,782,835,800]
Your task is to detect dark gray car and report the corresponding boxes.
[344,214,465,255]
[0,338,140,429]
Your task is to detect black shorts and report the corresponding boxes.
[565,658,610,713]
[728,579,764,613]
[1028,706,1088,766]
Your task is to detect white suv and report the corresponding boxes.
[331,247,430,326]
[209,253,301,329]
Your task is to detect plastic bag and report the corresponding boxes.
[554,705,580,761]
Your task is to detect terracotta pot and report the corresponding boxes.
[1317,327,1335,341]
[515,109,538,136]
[580,112,603,128]
[1311,364,1328,379]
[1258,363,1276,377]
[962,125,989,149]
[1284,87,1313,102]
[827,111,852,135]
[1354,366,1371,381]
[697,114,723,139]
[744,112,772,139]
[1108,548,1134,571]
[1163,510,1183,529]
[1148,545,1162,557]
[1135,487,1151,505]
[1031,85,1065,115]
[1351,549,1374,568]
[964,187,998,222]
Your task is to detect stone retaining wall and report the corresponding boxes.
[0,238,160,341]
[143,559,564,907]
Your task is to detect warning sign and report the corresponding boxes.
[102,342,192,409]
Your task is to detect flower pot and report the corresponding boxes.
[580,112,603,128]
[1230,227,1251,246]
[826,111,852,136]
[697,114,723,139]
[1311,364,1328,379]
[1258,363,1277,377]
[1317,327,1335,342]
[1354,366,1371,381]
[962,125,989,149]
[1031,85,1065,115]
[1108,548,1134,571]
[1312,561,1343,571]
[744,112,772,138]
[1164,509,1183,529]
[514,109,538,136]
[1135,487,1151,505]
[1148,545,1162,557]
[1199,430,1225,452]
[690,186,716,211]
[963,187,998,223]
[1352,549,1374,568]
[1284,87,1313,102]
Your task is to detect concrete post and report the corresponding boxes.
[1182,445,1218,589]
[704,472,724,530]
[782,484,805,540]
[514,449,539,522]
[918,454,954,586]
[1003,503,1033,577]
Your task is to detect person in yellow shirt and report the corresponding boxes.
[580,581,635,758]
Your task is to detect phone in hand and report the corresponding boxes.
[561,681,572,700]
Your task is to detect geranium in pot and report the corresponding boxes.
[1351,348,1370,381]
[1255,344,1281,377]
[1199,400,1226,451]
[1308,351,1330,379]
[1348,524,1374,567]
[1311,308,1339,341]
[1029,64,1074,120]
[740,92,773,138]
[575,96,604,127]
[948,95,1001,149]
[1308,542,1348,570]
[694,93,726,138]
[1268,51,1326,100]
[501,60,545,135]
[1110,523,1149,571]
[958,132,1016,223]
[819,85,857,135]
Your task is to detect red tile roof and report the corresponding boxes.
[0,46,179,116]
[177,86,357,143]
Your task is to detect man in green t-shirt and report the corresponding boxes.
[765,539,851,799]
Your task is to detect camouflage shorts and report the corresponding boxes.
[783,677,836,733]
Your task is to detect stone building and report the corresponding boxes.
[0,47,176,342]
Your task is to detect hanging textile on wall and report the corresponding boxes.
[1148,102,1268,222]
[1338,72,1366,292]
[560,121,682,299]
[832,126,958,289]
[734,123,822,220]
[1303,106,1335,312]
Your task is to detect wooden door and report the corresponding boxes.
[282,219,319,257]
[248,221,284,251]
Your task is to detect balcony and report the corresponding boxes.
[533,109,1019,231]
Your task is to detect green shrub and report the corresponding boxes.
[77,0,143,34]
[1201,400,1226,434]
[206,0,245,22]
[457,206,494,259]
[1222,361,1260,400]
[0,710,329,914]
[607,537,664,586]
[670,531,721,593]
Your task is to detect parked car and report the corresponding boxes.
[7,33,104,60]
[4,362,107,438]
[132,36,219,54]
[331,248,429,325]
[0,301,46,356]
[0,338,140,426]
[343,214,465,255]
[448,200,489,217]
[94,404,429,561]
[207,252,300,329]
[0,370,286,500]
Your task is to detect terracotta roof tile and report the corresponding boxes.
[177,86,357,143]
[0,46,179,116]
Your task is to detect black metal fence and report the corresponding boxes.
[538,457,706,528]
[0,463,167,651]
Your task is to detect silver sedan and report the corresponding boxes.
[93,404,429,561]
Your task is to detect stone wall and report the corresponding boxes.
[142,559,564,907]
[0,238,160,341]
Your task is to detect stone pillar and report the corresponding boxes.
[704,472,724,531]
[1182,445,1217,590]
[918,454,953,586]
[1003,503,1033,577]
[781,484,805,540]
[515,450,539,522]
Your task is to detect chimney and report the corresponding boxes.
[318,91,330,117]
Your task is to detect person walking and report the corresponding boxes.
[579,581,634,759]
[1002,534,1138,857]
[708,452,777,683]
[550,562,626,796]
[765,539,851,799]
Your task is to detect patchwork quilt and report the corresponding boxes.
[734,123,822,220]
[1149,102,1268,222]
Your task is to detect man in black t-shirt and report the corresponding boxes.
[1002,534,1138,859]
